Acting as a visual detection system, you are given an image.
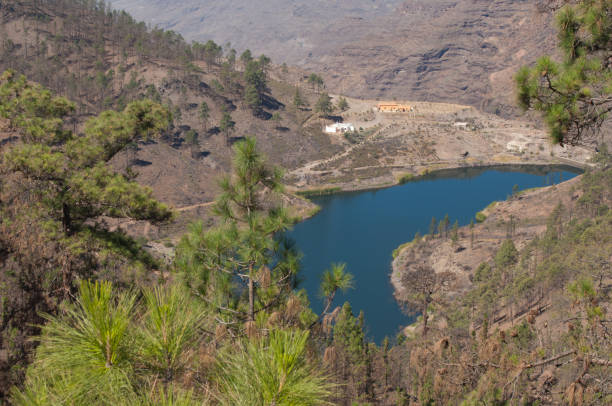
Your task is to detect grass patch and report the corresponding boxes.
[475,211,487,223]
[398,173,415,184]
[344,131,365,144]
[296,187,342,197]
[492,154,519,163]
[419,163,446,176]
[306,205,321,217]
[392,233,424,258]
[475,200,499,223]
[515,187,540,197]
[392,241,414,259]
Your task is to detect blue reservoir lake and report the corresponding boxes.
[287,165,582,343]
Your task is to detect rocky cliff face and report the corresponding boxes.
[110,0,405,63]
[112,0,556,114]
[308,0,557,116]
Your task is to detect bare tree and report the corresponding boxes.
[400,264,455,336]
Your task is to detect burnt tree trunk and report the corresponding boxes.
[422,303,429,337]
[62,202,71,234]
[248,263,255,322]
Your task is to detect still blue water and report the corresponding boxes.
[286,165,582,343]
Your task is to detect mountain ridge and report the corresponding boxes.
[112,0,557,115]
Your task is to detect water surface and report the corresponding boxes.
[287,165,581,343]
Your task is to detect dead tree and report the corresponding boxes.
[400,264,455,336]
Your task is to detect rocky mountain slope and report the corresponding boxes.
[110,0,406,63]
[0,0,337,212]
[1,0,587,242]
[112,0,557,115]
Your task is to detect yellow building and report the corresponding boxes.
[377,103,412,113]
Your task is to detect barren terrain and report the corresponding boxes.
[1,0,598,246]
[392,175,581,297]
[285,95,594,194]
[113,0,557,115]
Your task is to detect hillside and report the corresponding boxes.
[2,0,587,243]
[0,0,338,212]
[1,0,611,404]
[284,94,593,196]
[110,0,406,63]
[113,0,557,115]
[390,158,612,404]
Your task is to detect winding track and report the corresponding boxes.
[288,124,390,178]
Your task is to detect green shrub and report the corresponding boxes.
[475,212,486,223]
[296,187,341,197]
[398,173,414,184]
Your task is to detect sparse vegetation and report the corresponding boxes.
[516,0,612,145]
[398,173,415,184]
[296,187,342,197]
[1,1,611,405]
[475,211,487,223]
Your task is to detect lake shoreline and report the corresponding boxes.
[289,157,588,202]
[290,158,588,222]
[389,172,584,333]
[287,163,582,341]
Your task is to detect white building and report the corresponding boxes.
[325,122,355,134]
[506,140,528,153]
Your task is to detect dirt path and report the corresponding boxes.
[176,201,215,212]
[288,124,389,178]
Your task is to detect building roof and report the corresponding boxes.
[325,122,355,133]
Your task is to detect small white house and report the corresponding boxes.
[453,122,469,129]
[506,140,528,153]
[325,122,355,134]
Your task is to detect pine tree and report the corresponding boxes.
[382,337,390,388]
[495,239,519,270]
[443,214,450,239]
[315,92,333,118]
[336,96,349,112]
[333,302,365,365]
[176,138,295,324]
[214,137,293,322]
[202,40,222,70]
[429,216,437,237]
[451,220,459,246]
[219,111,235,146]
[244,59,266,106]
[198,101,210,133]
[293,86,306,110]
[244,83,262,113]
[307,73,324,92]
[516,0,612,145]
[313,263,354,326]
[12,281,139,405]
[469,219,475,249]
[240,49,253,67]
[1,70,172,234]
[184,129,199,159]
[0,72,174,394]
[12,281,208,405]
[399,265,455,337]
[216,330,333,405]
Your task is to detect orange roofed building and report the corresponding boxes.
[377,103,413,113]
